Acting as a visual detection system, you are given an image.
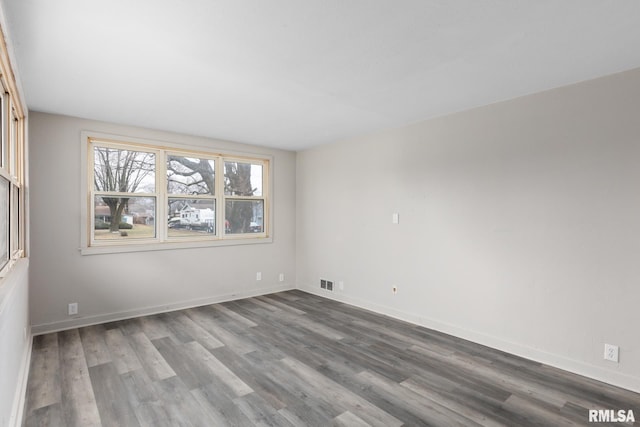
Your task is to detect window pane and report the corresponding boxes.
[225,200,264,234]
[168,198,215,237]
[94,146,155,193]
[224,161,262,196]
[10,113,17,176]
[10,185,18,254]
[94,196,156,240]
[0,94,4,168]
[0,177,8,268]
[167,155,215,195]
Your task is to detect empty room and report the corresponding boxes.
[1,1,640,426]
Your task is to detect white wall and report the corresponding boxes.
[0,4,30,425]
[29,112,296,332]
[296,68,640,392]
[0,259,30,427]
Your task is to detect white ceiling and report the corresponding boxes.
[2,1,640,151]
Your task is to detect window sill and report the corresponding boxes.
[80,235,273,255]
[0,251,25,279]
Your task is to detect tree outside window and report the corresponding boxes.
[93,146,156,239]
[88,138,269,247]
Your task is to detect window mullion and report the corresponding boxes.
[216,156,225,238]
[94,191,158,197]
[157,150,167,242]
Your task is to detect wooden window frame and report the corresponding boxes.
[222,157,268,239]
[0,76,25,277]
[165,151,218,242]
[89,141,160,247]
[81,132,272,255]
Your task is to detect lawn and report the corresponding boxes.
[94,224,216,240]
[94,224,155,240]
[168,228,215,238]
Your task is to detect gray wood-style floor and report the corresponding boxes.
[23,290,640,426]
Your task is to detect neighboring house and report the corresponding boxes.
[94,204,151,225]
[171,204,215,226]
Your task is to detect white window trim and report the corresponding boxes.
[80,131,273,255]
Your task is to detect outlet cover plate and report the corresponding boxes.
[68,303,78,316]
[604,344,619,362]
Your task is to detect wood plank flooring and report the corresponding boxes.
[23,290,640,426]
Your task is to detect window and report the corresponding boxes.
[92,144,157,242]
[85,135,270,252]
[10,186,19,256]
[10,104,18,177]
[167,154,216,239]
[0,26,26,279]
[0,89,4,167]
[0,177,8,270]
[224,160,265,234]
[0,80,25,276]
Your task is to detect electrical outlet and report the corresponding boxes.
[604,344,619,362]
[392,285,398,294]
[68,303,78,316]
[339,281,344,291]
[256,272,262,281]
[279,273,285,282]
[320,279,327,289]
[327,281,333,291]
[392,213,400,224]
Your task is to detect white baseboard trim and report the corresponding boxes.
[31,285,294,335]
[300,285,640,394]
[9,326,32,427]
